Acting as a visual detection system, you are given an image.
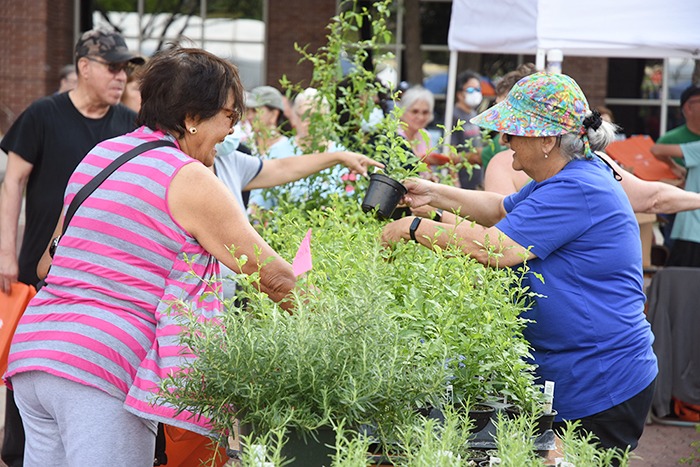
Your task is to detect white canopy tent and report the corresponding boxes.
[444,0,700,145]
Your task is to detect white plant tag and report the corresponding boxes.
[544,380,555,414]
[251,444,266,466]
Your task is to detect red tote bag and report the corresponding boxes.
[1,282,37,383]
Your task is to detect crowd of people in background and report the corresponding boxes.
[3,24,700,467]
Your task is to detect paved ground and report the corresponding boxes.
[631,419,699,466]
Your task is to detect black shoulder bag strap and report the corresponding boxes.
[61,139,176,236]
[43,139,176,287]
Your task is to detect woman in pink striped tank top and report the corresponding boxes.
[4,47,297,466]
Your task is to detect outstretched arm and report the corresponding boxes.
[170,163,297,310]
[401,178,507,227]
[245,151,382,190]
[381,215,535,268]
[599,151,700,214]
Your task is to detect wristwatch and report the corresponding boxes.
[409,217,422,243]
[433,209,444,223]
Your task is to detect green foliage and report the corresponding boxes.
[556,420,631,466]
[679,424,700,464]
[160,199,543,459]
[392,407,475,466]
[161,202,452,444]
[491,411,542,466]
[379,219,540,408]
[262,0,418,212]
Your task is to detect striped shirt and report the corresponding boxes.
[6,126,222,435]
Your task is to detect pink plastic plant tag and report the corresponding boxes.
[292,228,313,277]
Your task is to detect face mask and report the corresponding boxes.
[215,133,240,157]
[464,91,483,109]
[360,107,385,133]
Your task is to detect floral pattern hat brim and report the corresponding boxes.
[470,72,590,137]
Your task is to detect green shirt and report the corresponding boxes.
[657,125,700,167]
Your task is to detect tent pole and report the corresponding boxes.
[442,49,459,151]
[536,48,546,71]
[660,58,669,137]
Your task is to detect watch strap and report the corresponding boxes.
[409,216,422,243]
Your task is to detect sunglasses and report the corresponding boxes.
[463,86,481,93]
[85,56,133,75]
[503,134,563,146]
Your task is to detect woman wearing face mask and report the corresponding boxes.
[452,70,485,189]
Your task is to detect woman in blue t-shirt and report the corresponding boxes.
[381,72,658,453]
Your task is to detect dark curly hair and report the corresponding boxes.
[495,63,537,98]
[137,46,245,138]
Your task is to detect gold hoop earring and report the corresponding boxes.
[189,127,197,135]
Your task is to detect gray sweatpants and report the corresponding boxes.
[11,371,156,467]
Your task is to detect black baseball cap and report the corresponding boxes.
[680,84,700,108]
[74,28,145,65]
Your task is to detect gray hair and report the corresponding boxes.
[293,87,329,115]
[398,86,435,114]
[559,116,620,161]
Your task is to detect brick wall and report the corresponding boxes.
[0,1,611,134]
[562,57,609,109]
[265,0,336,91]
[0,0,74,134]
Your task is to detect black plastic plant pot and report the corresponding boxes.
[467,403,497,434]
[361,173,407,219]
[504,406,558,436]
[280,426,336,466]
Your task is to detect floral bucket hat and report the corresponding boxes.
[470,72,590,138]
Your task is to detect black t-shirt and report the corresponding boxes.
[0,92,136,286]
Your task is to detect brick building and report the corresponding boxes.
[0,0,619,136]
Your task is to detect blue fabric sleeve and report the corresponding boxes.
[497,178,593,260]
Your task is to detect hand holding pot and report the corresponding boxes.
[339,151,384,177]
[401,178,437,208]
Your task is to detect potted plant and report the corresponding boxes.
[256,0,397,215]
[160,203,454,465]
[360,103,429,219]
[554,420,631,466]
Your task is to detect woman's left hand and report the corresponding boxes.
[340,151,384,177]
[380,217,412,247]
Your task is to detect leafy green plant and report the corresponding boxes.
[256,0,397,212]
[380,221,541,408]
[369,101,429,182]
[160,202,452,447]
[160,195,548,465]
[491,411,543,466]
[556,420,631,466]
[679,424,700,464]
[391,406,475,466]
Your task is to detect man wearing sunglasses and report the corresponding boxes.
[0,27,143,467]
